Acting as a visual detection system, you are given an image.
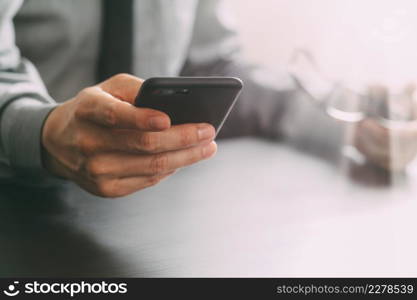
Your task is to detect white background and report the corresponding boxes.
[231,0,417,92]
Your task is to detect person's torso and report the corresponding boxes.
[14,0,199,102]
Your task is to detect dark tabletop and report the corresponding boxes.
[1,138,417,277]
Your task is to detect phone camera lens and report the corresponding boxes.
[154,89,175,96]
[164,89,175,95]
[153,89,189,96]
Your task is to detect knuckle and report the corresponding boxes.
[125,133,141,152]
[102,102,117,126]
[146,175,162,187]
[95,179,118,198]
[133,112,145,129]
[74,88,95,118]
[149,153,169,174]
[74,103,86,119]
[140,133,159,152]
[85,158,107,178]
[74,87,103,120]
[179,126,195,147]
[112,73,133,83]
[77,87,94,99]
[78,136,98,155]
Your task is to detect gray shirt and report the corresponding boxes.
[0,0,344,185]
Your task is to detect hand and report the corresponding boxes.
[354,119,417,171]
[42,74,217,197]
[354,85,417,171]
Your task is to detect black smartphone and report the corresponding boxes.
[134,77,243,134]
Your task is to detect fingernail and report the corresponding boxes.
[198,125,215,141]
[149,116,168,129]
[202,142,217,158]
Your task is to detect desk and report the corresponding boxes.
[1,138,417,277]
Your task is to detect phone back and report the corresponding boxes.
[135,77,243,132]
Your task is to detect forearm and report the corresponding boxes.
[0,62,58,184]
[1,98,56,173]
[0,0,59,183]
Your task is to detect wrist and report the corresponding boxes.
[40,103,71,179]
[1,98,58,175]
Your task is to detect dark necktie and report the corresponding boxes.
[97,0,134,82]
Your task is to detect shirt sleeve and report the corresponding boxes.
[181,0,347,162]
[0,0,58,184]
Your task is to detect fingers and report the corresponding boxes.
[112,171,175,196]
[89,171,176,198]
[355,118,417,171]
[81,142,217,198]
[85,142,217,179]
[113,123,216,153]
[99,73,143,104]
[357,119,389,147]
[75,86,170,131]
[360,118,417,144]
[76,122,215,155]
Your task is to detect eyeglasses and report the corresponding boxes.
[288,48,417,129]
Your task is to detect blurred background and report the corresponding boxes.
[232,0,417,92]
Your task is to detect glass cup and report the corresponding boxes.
[288,48,417,128]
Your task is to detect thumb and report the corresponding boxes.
[98,73,144,104]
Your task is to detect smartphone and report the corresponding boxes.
[134,77,243,134]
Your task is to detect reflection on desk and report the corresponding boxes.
[1,138,417,277]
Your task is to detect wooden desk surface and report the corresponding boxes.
[1,138,417,277]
